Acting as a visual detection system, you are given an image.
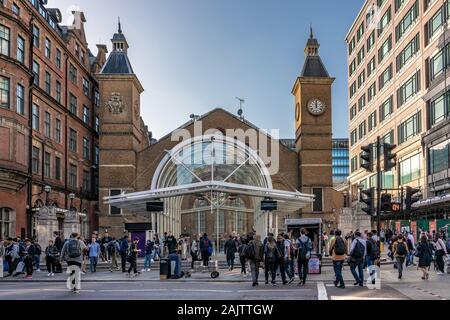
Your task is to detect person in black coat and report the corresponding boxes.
[224,235,237,271]
[416,235,433,280]
[23,239,35,278]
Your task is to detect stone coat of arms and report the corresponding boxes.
[106,93,126,114]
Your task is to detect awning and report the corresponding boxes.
[104,180,315,212]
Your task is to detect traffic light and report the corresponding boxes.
[380,193,392,212]
[360,144,374,172]
[360,187,375,216]
[405,187,420,215]
[383,143,397,172]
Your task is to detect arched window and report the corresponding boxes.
[0,208,13,238]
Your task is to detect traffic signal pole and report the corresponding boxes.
[376,136,382,237]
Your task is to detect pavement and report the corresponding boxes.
[1,259,449,300]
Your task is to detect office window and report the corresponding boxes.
[44,111,51,138]
[357,46,365,65]
[397,70,420,107]
[32,61,40,86]
[368,82,376,102]
[428,140,449,174]
[379,95,394,122]
[348,37,356,55]
[69,128,77,152]
[358,121,367,139]
[429,41,450,82]
[17,36,24,63]
[94,90,100,107]
[32,104,39,131]
[368,110,377,132]
[94,145,99,166]
[400,154,421,184]
[55,156,61,180]
[69,93,77,115]
[367,31,375,52]
[378,6,392,36]
[379,64,393,90]
[38,5,46,18]
[426,1,450,43]
[82,78,89,96]
[32,25,39,48]
[75,42,80,58]
[312,188,323,212]
[378,34,392,63]
[44,152,51,178]
[56,80,61,103]
[82,170,90,192]
[351,156,358,173]
[44,37,51,59]
[12,3,20,15]
[16,84,24,115]
[395,0,419,42]
[351,129,358,146]
[32,146,39,173]
[350,82,357,98]
[95,116,100,133]
[69,64,77,84]
[83,137,90,160]
[382,129,395,145]
[357,23,365,42]
[358,94,366,111]
[395,0,406,12]
[382,171,394,189]
[350,104,357,120]
[83,106,89,125]
[44,71,51,94]
[0,24,10,56]
[69,164,77,188]
[56,49,61,69]
[396,33,420,72]
[110,190,122,215]
[0,76,9,109]
[398,110,422,145]
[349,59,356,76]
[55,118,61,143]
[358,71,365,88]
[367,57,376,77]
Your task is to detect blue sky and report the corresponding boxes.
[48,0,365,139]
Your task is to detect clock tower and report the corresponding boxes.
[292,28,335,223]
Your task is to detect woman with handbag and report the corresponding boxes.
[416,235,433,280]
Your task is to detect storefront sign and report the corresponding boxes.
[308,257,321,274]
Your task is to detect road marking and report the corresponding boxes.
[330,296,404,300]
[317,282,328,300]
[237,289,312,293]
[98,289,168,292]
[173,289,233,293]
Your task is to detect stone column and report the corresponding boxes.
[36,206,59,251]
[63,210,81,239]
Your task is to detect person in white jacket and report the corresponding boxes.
[434,234,448,274]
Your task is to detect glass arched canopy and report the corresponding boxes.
[105,134,314,212]
[152,134,272,190]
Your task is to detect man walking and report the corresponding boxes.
[296,228,312,286]
[247,234,264,287]
[107,237,120,272]
[349,231,366,286]
[393,234,409,279]
[329,230,346,289]
[60,232,86,294]
[224,235,237,271]
[120,235,129,272]
[88,237,101,273]
[283,234,295,284]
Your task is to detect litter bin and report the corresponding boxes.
[160,258,171,280]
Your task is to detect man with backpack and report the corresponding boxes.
[366,232,380,284]
[349,231,366,287]
[107,237,121,272]
[393,234,409,279]
[406,232,415,267]
[32,240,42,272]
[200,233,212,266]
[283,234,295,284]
[296,228,312,286]
[224,235,238,271]
[329,229,346,289]
[120,235,129,272]
[60,232,86,294]
[245,234,264,287]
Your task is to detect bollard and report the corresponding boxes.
[0,256,3,278]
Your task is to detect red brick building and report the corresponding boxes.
[0,0,106,239]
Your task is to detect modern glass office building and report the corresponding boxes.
[332,139,349,185]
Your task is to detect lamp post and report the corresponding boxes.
[69,193,75,211]
[44,185,51,206]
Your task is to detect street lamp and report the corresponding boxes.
[69,193,76,211]
[44,185,51,205]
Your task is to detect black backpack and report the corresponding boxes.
[352,240,365,258]
[396,242,407,255]
[243,242,255,260]
[67,239,82,258]
[334,238,345,255]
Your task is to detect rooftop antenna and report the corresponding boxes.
[236,97,245,120]
[118,17,122,33]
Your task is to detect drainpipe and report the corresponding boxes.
[64,53,69,210]
[27,17,35,238]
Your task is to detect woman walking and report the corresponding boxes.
[263,234,278,285]
[416,235,433,280]
[434,234,448,274]
[45,240,59,276]
[190,235,199,270]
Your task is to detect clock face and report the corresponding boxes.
[308,99,325,115]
